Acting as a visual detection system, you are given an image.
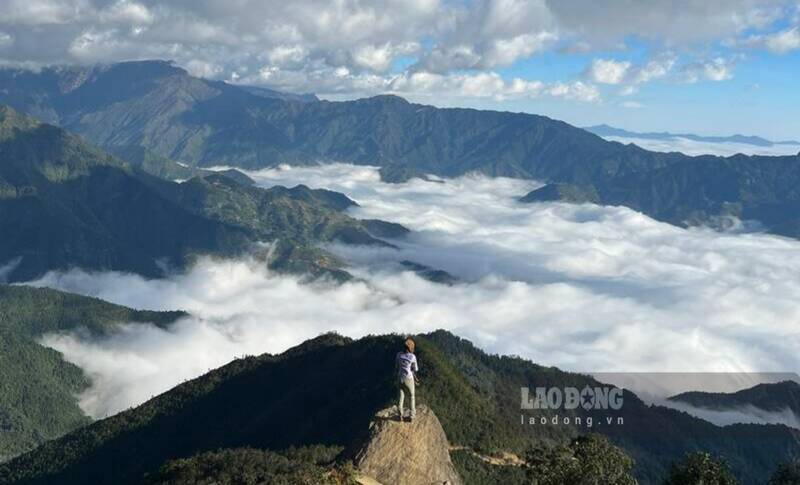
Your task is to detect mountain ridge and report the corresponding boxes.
[1,329,798,485]
[4,60,800,240]
[0,60,685,181]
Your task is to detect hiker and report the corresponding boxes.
[396,337,419,422]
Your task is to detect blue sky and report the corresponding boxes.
[479,45,800,140]
[1,0,799,139]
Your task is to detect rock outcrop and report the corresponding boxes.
[354,405,462,485]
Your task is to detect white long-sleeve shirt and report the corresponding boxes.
[396,351,418,380]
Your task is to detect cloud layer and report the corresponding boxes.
[601,135,800,157]
[0,0,796,100]
[28,164,800,419]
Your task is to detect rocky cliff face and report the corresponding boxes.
[354,405,462,485]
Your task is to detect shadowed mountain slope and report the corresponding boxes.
[0,105,402,282]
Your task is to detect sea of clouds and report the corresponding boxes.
[602,135,800,157]
[28,164,800,424]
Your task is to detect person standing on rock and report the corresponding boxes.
[396,337,419,422]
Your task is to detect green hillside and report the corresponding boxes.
[104,145,203,181]
[524,154,800,234]
[0,105,402,282]
[142,447,355,485]
[1,330,797,484]
[0,285,184,461]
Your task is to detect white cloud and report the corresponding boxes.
[265,45,308,67]
[99,1,154,26]
[28,163,800,419]
[0,32,13,48]
[583,54,676,92]
[418,31,559,72]
[0,257,22,283]
[630,54,676,84]
[412,0,557,72]
[548,0,786,45]
[257,67,599,103]
[0,0,88,25]
[482,32,558,67]
[581,51,741,96]
[68,29,124,61]
[184,59,223,79]
[620,101,644,109]
[681,57,735,83]
[544,80,600,102]
[585,58,631,84]
[765,27,800,51]
[0,0,794,98]
[703,59,736,81]
[351,42,419,72]
[600,135,800,157]
[413,44,482,72]
[385,71,599,103]
[744,26,800,53]
[352,44,396,72]
[261,44,309,70]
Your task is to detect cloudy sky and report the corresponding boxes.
[1,0,799,139]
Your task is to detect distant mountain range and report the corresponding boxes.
[0,60,680,181]
[0,326,798,485]
[670,381,800,417]
[1,60,799,241]
[585,124,800,148]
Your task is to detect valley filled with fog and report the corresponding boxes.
[27,164,800,419]
[602,135,800,157]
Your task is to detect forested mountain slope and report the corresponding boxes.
[0,105,400,282]
[0,285,183,461]
[1,331,797,484]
